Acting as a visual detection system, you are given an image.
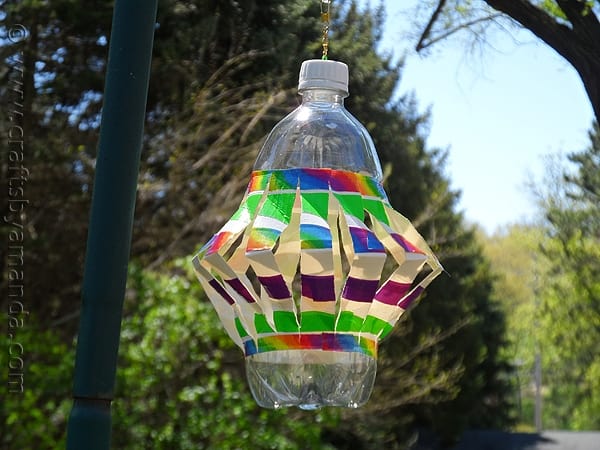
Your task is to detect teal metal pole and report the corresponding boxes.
[66,1,158,448]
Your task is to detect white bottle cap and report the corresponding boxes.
[298,59,349,95]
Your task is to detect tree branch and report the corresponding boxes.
[483,0,577,63]
[555,0,600,45]
[416,0,447,52]
[416,13,503,52]
[483,0,600,121]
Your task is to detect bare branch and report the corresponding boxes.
[383,317,472,370]
[240,90,288,145]
[416,0,448,52]
[366,364,464,412]
[416,13,503,52]
[413,0,600,126]
[202,50,266,89]
[483,0,600,121]
[483,0,576,60]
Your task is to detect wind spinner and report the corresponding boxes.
[192,1,442,409]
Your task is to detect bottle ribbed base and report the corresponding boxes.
[245,349,377,410]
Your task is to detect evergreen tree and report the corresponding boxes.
[1,0,114,328]
[1,1,515,447]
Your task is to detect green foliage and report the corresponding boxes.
[477,125,600,431]
[535,125,600,430]
[1,319,74,448]
[479,224,545,429]
[540,0,568,20]
[113,262,338,449]
[132,0,321,262]
[1,0,113,330]
[408,236,516,444]
[309,3,516,445]
[2,0,515,446]
[539,0,598,20]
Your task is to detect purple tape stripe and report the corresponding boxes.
[208,279,235,305]
[391,232,422,253]
[301,274,336,302]
[349,227,385,253]
[342,277,379,302]
[374,280,412,305]
[398,286,424,309]
[258,274,291,300]
[225,278,256,303]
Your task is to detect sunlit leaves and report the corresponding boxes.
[113,261,337,449]
[535,125,600,429]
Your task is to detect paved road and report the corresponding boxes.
[450,430,600,450]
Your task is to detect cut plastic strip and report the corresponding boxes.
[192,168,443,355]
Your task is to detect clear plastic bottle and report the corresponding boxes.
[254,59,383,180]
[246,349,377,410]
[246,59,380,409]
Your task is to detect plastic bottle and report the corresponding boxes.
[246,59,381,409]
[254,59,383,179]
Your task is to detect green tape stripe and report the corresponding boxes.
[255,314,275,334]
[335,311,365,332]
[300,311,335,332]
[259,193,295,222]
[361,315,394,338]
[273,311,299,332]
[301,192,329,220]
[363,197,389,225]
[235,317,248,338]
[242,193,263,217]
[230,204,246,221]
[334,192,364,221]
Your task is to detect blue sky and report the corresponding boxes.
[362,1,595,233]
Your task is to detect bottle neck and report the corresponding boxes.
[300,88,346,105]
